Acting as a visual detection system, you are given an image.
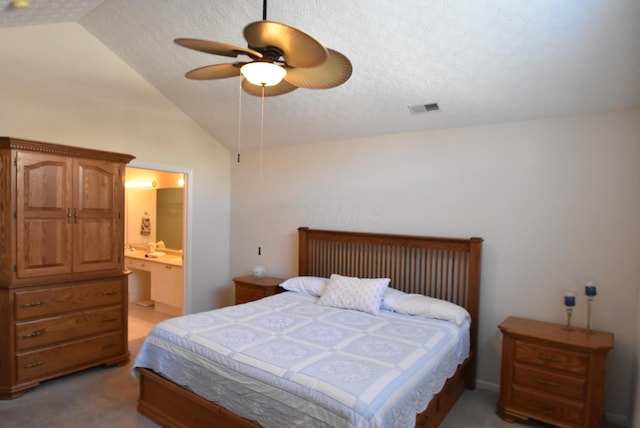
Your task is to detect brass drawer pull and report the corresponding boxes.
[102,290,119,296]
[539,354,559,363]
[24,361,44,369]
[102,317,118,323]
[22,301,44,308]
[534,401,553,411]
[23,330,45,338]
[536,378,558,387]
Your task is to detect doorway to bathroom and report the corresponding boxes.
[124,166,189,323]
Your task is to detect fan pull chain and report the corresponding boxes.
[257,84,265,257]
[237,78,243,163]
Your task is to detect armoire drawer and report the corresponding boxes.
[15,306,123,351]
[16,332,124,383]
[14,279,123,320]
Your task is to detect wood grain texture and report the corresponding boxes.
[497,316,614,427]
[0,138,133,399]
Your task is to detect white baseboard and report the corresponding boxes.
[475,379,499,392]
[605,412,629,428]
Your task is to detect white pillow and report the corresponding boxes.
[280,276,328,297]
[382,288,470,326]
[381,287,407,310]
[317,274,390,315]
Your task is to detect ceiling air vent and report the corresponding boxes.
[408,103,440,115]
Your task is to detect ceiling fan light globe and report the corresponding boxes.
[241,61,286,86]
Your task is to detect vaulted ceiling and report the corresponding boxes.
[2,0,639,149]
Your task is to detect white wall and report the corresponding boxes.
[635,292,640,428]
[0,23,232,312]
[231,109,640,424]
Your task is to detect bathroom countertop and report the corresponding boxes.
[124,249,183,267]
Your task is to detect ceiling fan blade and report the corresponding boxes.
[244,21,328,68]
[175,38,263,59]
[185,63,243,80]
[242,79,298,97]
[284,49,352,89]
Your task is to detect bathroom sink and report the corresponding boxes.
[145,251,166,258]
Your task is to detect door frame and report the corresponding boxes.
[125,161,193,314]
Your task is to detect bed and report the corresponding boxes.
[133,227,483,428]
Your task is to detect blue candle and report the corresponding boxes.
[564,292,576,307]
[585,283,597,297]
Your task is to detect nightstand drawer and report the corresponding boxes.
[236,287,266,304]
[233,275,285,305]
[515,340,588,376]
[512,386,584,426]
[513,363,585,400]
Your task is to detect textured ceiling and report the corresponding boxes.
[2,0,640,149]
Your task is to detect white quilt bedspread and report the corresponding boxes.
[133,292,470,428]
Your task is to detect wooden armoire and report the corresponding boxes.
[0,137,135,399]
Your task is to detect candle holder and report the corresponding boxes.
[585,282,597,334]
[563,291,576,331]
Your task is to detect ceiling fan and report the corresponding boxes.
[174,0,352,97]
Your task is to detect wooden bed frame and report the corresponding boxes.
[136,227,483,428]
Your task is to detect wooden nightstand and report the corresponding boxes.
[497,316,614,428]
[233,275,285,304]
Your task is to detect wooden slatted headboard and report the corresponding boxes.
[298,227,483,388]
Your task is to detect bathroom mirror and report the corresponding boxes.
[156,188,183,249]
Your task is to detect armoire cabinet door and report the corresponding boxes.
[73,158,122,273]
[15,153,123,278]
[16,152,73,278]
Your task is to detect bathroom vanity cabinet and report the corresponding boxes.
[125,255,183,316]
[0,137,134,399]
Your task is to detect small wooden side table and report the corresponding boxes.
[233,275,285,305]
[497,316,614,428]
